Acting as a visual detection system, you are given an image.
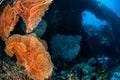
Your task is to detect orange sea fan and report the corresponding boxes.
[14,0,52,33]
[5,33,53,80]
[0,5,19,40]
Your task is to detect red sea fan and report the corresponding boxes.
[13,0,52,33]
[0,4,19,40]
[5,33,53,80]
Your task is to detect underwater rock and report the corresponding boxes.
[81,10,111,46]
[50,34,82,62]
[110,66,120,80]
[97,56,111,69]
[69,58,97,79]
[96,69,110,80]
[81,62,96,75]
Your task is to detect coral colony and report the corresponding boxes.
[0,0,53,80]
[5,33,53,80]
[0,0,120,80]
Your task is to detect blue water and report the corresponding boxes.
[97,0,120,18]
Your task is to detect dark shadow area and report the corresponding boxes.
[42,0,120,67]
[0,37,6,60]
[10,17,26,36]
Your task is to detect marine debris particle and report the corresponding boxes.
[5,33,53,80]
[0,4,19,40]
[14,0,53,33]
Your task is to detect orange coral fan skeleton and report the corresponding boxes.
[14,0,52,33]
[5,33,53,80]
[0,5,19,40]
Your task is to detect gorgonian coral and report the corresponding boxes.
[0,4,19,40]
[51,34,82,62]
[5,33,53,80]
[0,0,52,40]
[14,0,52,33]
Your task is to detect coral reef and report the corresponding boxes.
[111,72,120,80]
[5,33,53,80]
[50,57,97,80]
[0,0,120,80]
[0,4,19,40]
[110,66,120,80]
[0,60,31,80]
[13,0,52,33]
[96,69,109,80]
